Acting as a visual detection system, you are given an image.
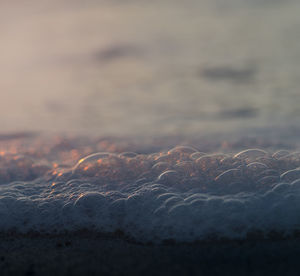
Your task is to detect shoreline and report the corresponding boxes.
[1,232,300,275]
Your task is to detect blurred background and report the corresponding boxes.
[1,0,300,137]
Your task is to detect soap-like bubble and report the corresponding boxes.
[272,150,290,159]
[119,152,137,158]
[71,152,151,183]
[256,169,279,179]
[157,170,180,185]
[188,198,206,209]
[290,179,300,192]
[196,154,227,172]
[281,152,300,161]
[280,169,300,182]
[167,146,197,155]
[151,162,170,174]
[257,176,279,186]
[246,162,268,170]
[190,152,207,160]
[272,183,291,193]
[234,149,267,160]
[245,162,268,178]
[164,196,183,209]
[72,152,117,174]
[174,161,195,177]
[154,146,197,164]
[156,193,179,201]
[215,169,241,184]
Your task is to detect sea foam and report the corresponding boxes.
[0,136,299,243]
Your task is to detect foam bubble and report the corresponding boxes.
[0,138,299,243]
[157,170,180,185]
[280,169,300,182]
[234,149,267,160]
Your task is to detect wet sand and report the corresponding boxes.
[1,233,300,275]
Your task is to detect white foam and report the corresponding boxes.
[0,139,299,243]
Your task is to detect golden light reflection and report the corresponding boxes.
[0,133,298,194]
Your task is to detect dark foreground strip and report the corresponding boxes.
[0,231,300,275]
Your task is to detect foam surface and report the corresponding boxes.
[0,135,299,243]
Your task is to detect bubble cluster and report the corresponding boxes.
[0,143,300,243]
[65,147,300,195]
